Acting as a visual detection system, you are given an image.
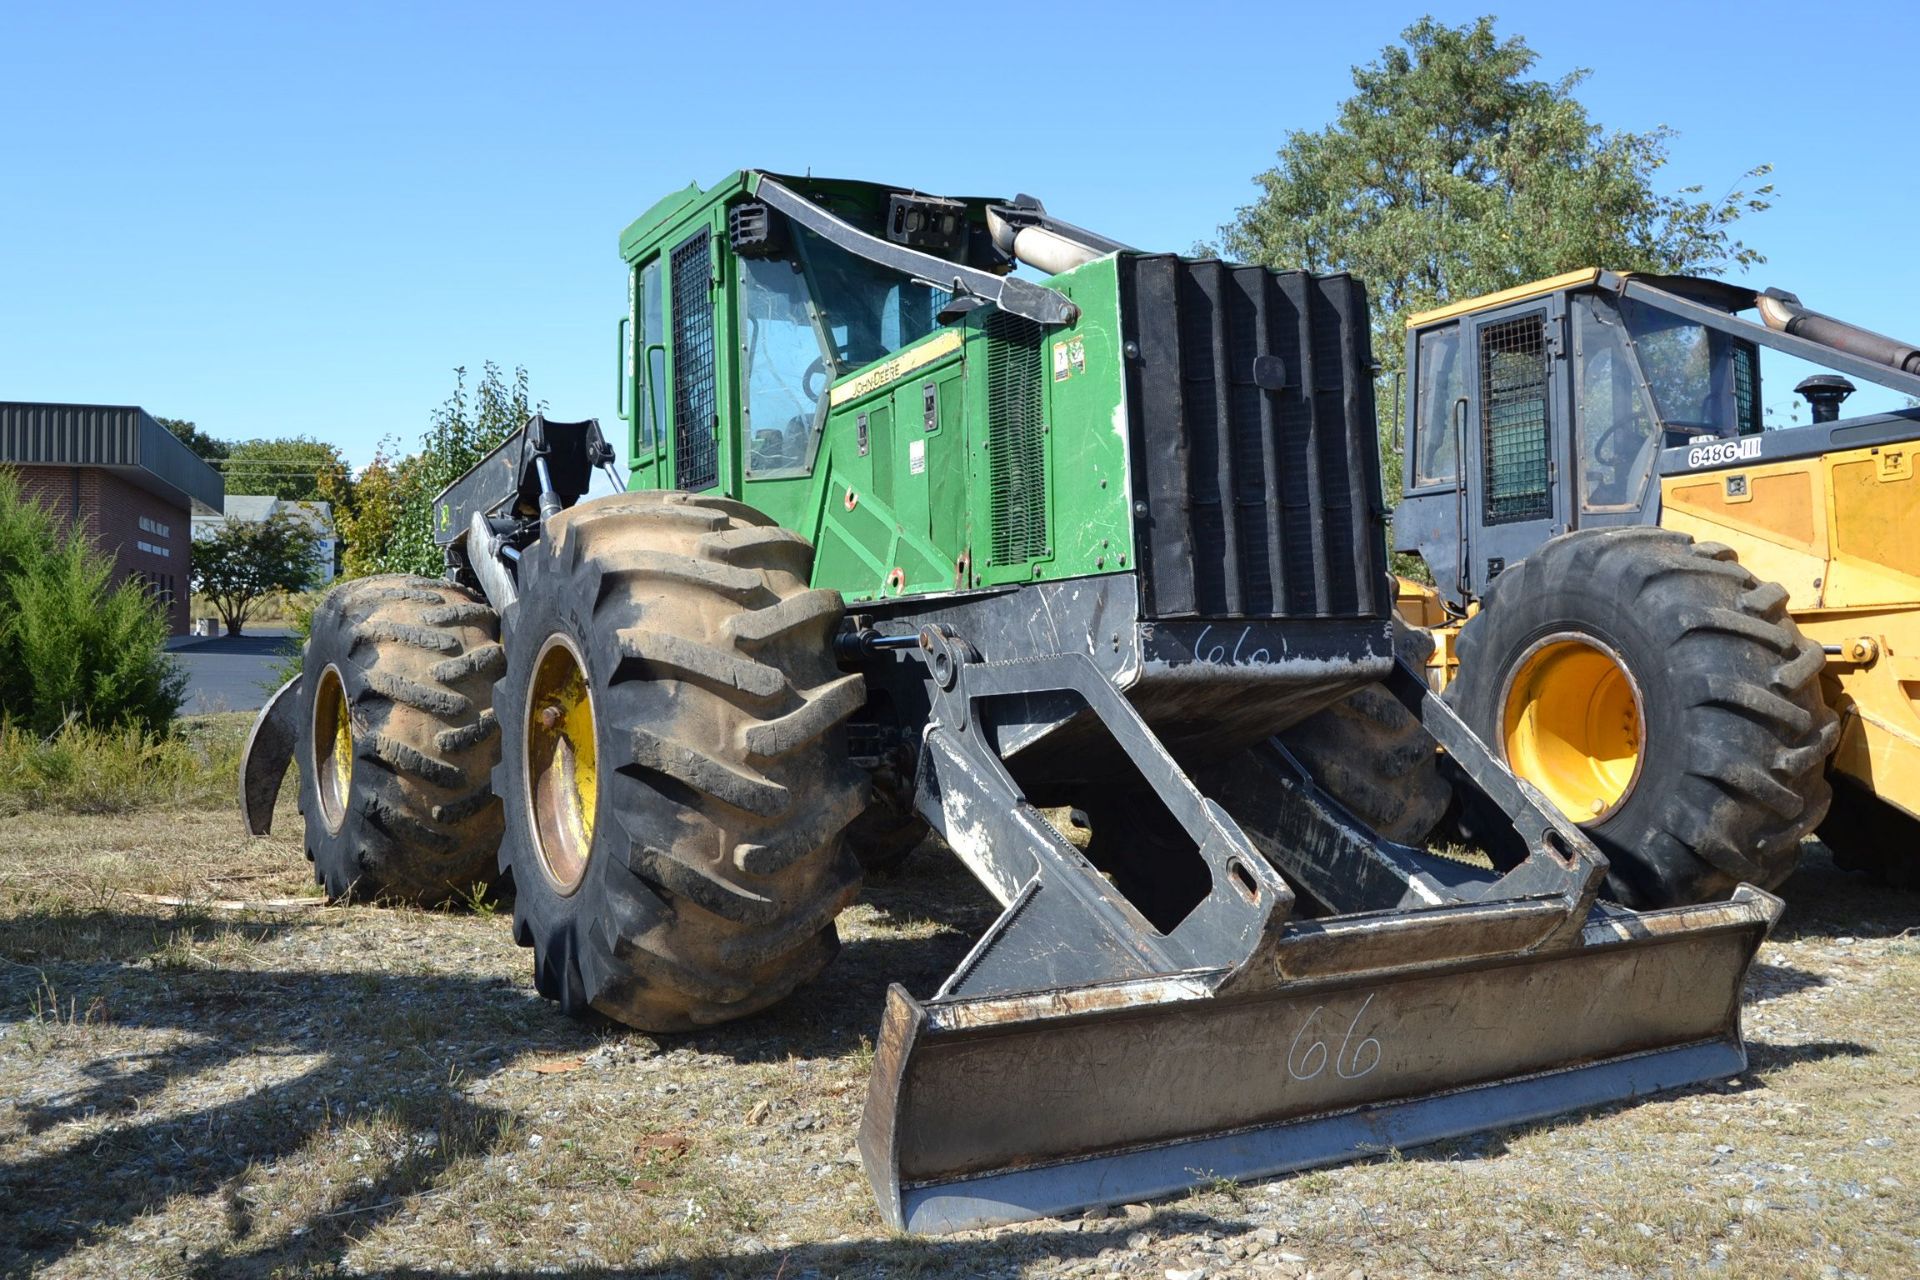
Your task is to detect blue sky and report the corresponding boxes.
[3,2,1914,469]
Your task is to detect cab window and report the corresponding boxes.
[737,221,951,478]
[1479,311,1552,525]
[1573,294,1659,511]
[637,257,666,452]
[799,227,944,365]
[1412,324,1464,486]
[740,255,829,477]
[1618,297,1759,437]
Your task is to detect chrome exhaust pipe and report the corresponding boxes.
[1756,288,1920,376]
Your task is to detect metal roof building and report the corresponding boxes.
[0,401,225,514]
[1,401,227,634]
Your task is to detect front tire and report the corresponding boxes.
[494,493,867,1031]
[1446,528,1838,908]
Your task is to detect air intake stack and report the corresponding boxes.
[1795,374,1857,423]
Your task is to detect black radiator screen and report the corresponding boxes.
[1119,258,1388,620]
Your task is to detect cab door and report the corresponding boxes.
[626,254,670,491]
[1461,300,1571,597]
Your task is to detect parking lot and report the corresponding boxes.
[166,630,294,715]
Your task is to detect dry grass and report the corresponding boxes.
[0,714,248,817]
[188,591,312,628]
[1,789,1917,1278]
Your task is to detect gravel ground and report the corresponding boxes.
[1,798,1916,1279]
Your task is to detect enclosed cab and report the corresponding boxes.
[1393,269,1920,898]
[612,171,1397,768]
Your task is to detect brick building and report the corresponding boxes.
[1,402,226,636]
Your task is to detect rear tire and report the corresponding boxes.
[494,493,867,1031]
[295,576,505,904]
[1445,528,1838,908]
[1273,621,1448,846]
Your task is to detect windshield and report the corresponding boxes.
[738,226,954,478]
[795,226,946,369]
[1618,297,1758,436]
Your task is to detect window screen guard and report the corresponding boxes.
[671,231,719,493]
[1479,312,1551,525]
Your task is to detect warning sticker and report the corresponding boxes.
[1052,336,1086,382]
[909,439,927,475]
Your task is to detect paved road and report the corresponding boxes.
[168,629,296,715]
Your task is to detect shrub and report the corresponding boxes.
[329,362,536,577]
[0,468,186,736]
[268,589,321,690]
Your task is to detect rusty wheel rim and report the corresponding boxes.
[524,633,599,895]
[312,664,352,835]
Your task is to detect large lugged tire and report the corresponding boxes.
[494,493,867,1031]
[1445,528,1838,908]
[1273,621,1448,846]
[295,575,505,904]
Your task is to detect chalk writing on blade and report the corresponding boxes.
[1193,625,1272,665]
[1286,993,1383,1082]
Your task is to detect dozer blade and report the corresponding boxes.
[860,631,1781,1233]
[860,886,1779,1233]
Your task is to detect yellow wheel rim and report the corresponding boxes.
[313,664,353,834]
[1500,634,1644,824]
[525,634,599,894]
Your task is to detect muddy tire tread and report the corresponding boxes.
[295,575,504,904]
[495,493,866,1032]
[1446,528,1836,907]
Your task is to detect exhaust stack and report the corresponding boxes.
[986,199,1132,277]
[1757,288,1920,376]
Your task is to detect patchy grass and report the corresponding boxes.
[0,714,249,817]
[1,787,1917,1277]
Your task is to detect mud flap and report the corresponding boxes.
[239,674,302,836]
[860,886,1780,1233]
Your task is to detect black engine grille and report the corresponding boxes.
[984,312,1049,566]
[1119,257,1388,620]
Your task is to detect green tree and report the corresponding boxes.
[324,441,427,580]
[192,511,323,636]
[156,416,230,463]
[220,436,352,502]
[335,362,538,577]
[0,468,184,735]
[1221,16,1773,501]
